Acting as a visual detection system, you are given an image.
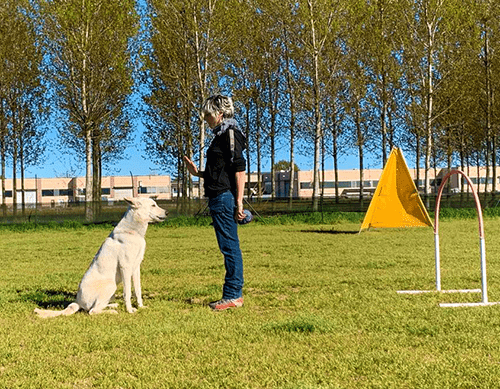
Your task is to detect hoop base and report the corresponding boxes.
[397,289,481,295]
[440,301,500,308]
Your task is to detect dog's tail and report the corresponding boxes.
[34,302,81,319]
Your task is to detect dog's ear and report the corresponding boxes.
[124,197,140,208]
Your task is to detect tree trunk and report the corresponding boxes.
[308,0,322,212]
[321,134,325,210]
[484,25,493,199]
[424,20,434,208]
[269,77,276,201]
[92,137,101,219]
[288,113,295,209]
[85,128,93,222]
[1,132,6,216]
[256,100,262,199]
[12,130,17,218]
[333,132,339,204]
[381,72,388,166]
[416,133,421,193]
[356,104,364,209]
[245,100,251,202]
[20,135,25,216]
[284,27,295,209]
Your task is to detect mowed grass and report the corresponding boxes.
[2,217,500,388]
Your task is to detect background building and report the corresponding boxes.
[0,175,171,207]
[0,166,495,207]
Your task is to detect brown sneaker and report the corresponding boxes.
[209,297,244,311]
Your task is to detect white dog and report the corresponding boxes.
[34,197,167,318]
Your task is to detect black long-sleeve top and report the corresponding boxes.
[203,118,246,199]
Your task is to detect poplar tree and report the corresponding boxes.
[400,0,462,205]
[475,0,500,196]
[1,0,46,216]
[281,12,302,207]
[226,1,260,199]
[294,0,346,211]
[143,0,230,204]
[431,2,479,193]
[0,2,12,215]
[246,0,285,201]
[228,1,276,201]
[40,0,138,221]
[361,0,404,166]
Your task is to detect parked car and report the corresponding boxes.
[340,188,376,199]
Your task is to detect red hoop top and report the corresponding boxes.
[434,170,484,239]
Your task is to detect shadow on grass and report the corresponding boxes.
[301,229,359,235]
[18,289,76,309]
[183,297,209,307]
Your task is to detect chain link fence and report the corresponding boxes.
[0,192,499,225]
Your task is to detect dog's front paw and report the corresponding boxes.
[127,307,137,313]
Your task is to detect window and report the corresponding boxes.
[352,181,374,188]
[42,189,73,197]
[302,181,352,189]
[139,187,168,194]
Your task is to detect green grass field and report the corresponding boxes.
[2,215,500,388]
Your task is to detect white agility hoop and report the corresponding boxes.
[398,169,500,307]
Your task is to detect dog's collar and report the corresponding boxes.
[112,229,144,238]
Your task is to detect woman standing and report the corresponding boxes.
[183,95,246,311]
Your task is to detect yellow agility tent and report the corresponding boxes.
[360,148,433,232]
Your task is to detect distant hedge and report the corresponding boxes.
[3,207,500,232]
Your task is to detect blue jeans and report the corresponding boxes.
[208,191,244,299]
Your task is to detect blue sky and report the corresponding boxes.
[18,120,370,180]
[20,122,158,179]
[11,0,381,180]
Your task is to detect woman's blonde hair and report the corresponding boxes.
[202,95,234,119]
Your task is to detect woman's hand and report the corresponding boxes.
[234,171,246,221]
[235,202,246,222]
[183,156,200,177]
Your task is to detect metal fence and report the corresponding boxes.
[0,193,498,224]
